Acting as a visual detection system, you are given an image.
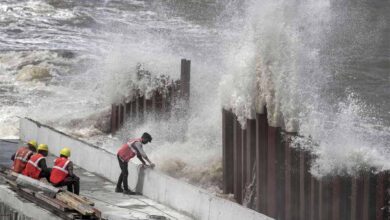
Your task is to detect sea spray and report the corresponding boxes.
[220,0,390,177]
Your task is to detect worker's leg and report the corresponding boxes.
[116,155,128,191]
[120,161,129,190]
[116,155,123,190]
[39,168,52,182]
[66,176,80,195]
[58,176,80,195]
[67,182,73,193]
[72,175,80,195]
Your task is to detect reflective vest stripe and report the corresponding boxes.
[15,153,31,162]
[13,147,33,173]
[22,154,44,179]
[53,160,70,174]
[15,148,33,162]
[27,157,44,171]
[50,158,71,184]
[117,138,142,162]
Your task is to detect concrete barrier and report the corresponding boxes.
[20,118,272,220]
[0,185,59,220]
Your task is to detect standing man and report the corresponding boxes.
[11,140,37,173]
[50,148,80,195]
[22,144,51,181]
[116,132,155,195]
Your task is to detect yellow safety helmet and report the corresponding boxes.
[60,147,71,157]
[28,140,38,149]
[37,144,48,152]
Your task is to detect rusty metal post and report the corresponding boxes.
[275,127,285,220]
[169,82,177,106]
[246,119,256,186]
[291,147,301,220]
[256,112,268,213]
[117,103,121,128]
[234,117,243,204]
[123,102,127,122]
[145,97,153,116]
[155,92,163,117]
[135,97,139,119]
[285,137,292,220]
[241,127,247,201]
[299,151,306,220]
[118,103,124,127]
[267,126,277,217]
[319,180,324,220]
[304,152,312,220]
[332,177,341,220]
[376,173,385,220]
[351,177,358,220]
[180,59,191,102]
[321,179,331,220]
[125,101,131,117]
[352,173,371,220]
[131,99,136,119]
[340,176,352,220]
[164,91,171,115]
[162,95,167,113]
[111,104,118,134]
[362,173,370,220]
[137,96,144,122]
[310,176,319,220]
[222,109,234,194]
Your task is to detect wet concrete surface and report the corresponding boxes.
[0,140,192,220]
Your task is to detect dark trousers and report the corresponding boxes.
[55,175,80,195]
[116,155,129,190]
[39,168,52,182]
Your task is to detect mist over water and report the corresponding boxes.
[0,0,388,189]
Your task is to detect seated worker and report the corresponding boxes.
[11,140,37,173]
[22,144,51,181]
[50,148,80,195]
[116,132,155,195]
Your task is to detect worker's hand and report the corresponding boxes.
[149,163,155,169]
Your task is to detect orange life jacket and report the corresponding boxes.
[50,157,71,185]
[117,138,142,162]
[22,153,45,179]
[12,146,34,173]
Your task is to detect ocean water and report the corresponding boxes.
[0,0,389,187]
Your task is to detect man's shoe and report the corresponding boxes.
[123,189,136,195]
[115,187,123,193]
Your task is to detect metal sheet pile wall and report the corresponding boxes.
[222,108,390,220]
[110,59,191,134]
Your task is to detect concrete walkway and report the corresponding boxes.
[0,140,192,220]
[70,160,192,220]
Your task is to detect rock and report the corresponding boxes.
[16,65,51,81]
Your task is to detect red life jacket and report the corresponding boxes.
[117,138,142,162]
[22,153,45,179]
[50,157,71,185]
[12,146,34,173]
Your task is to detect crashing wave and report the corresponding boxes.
[16,65,51,81]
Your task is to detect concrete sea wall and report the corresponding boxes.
[20,118,272,220]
